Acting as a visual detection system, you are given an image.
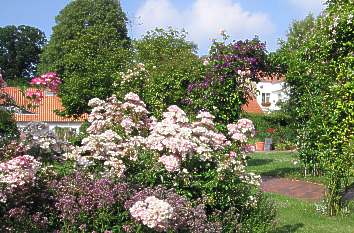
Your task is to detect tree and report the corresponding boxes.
[0,25,46,81]
[39,0,131,116]
[271,14,316,73]
[280,0,353,215]
[115,28,203,117]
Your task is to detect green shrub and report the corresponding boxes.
[0,109,19,146]
[277,0,353,215]
[241,112,296,148]
[114,28,203,118]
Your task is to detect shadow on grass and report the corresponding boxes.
[273,223,304,233]
[260,167,301,177]
[248,159,274,166]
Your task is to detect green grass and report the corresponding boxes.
[246,151,354,233]
[269,193,354,233]
[247,151,327,184]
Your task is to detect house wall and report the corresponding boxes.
[256,81,288,112]
[17,121,83,133]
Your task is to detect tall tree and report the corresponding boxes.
[116,28,203,117]
[0,25,46,81]
[280,0,353,215]
[270,14,316,73]
[39,0,131,116]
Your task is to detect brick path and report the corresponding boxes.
[261,176,326,201]
[261,176,354,202]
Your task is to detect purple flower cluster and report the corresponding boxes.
[50,172,130,224]
[188,37,266,107]
[2,206,49,231]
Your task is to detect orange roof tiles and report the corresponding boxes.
[256,71,285,83]
[3,86,262,120]
[241,97,263,114]
[2,87,87,122]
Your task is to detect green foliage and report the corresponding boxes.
[68,121,89,146]
[278,0,353,214]
[242,112,296,148]
[115,28,203,118]
[0,108,19,146]
[39,0,131,116]
[0,25,46,81]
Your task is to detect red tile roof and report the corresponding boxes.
[256,71,285,83]
[241,97,263,114]
[2,87,87,122]
[3,86,262,120]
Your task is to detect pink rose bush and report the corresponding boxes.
[0,155,41,203]
[124,186,221,233]
[23,72,62,108]
[25,89,44,104]
[227,118,256,143]
[70,93,258,181]
[55,92,276,232]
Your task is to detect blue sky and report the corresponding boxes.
[0,0,324,55]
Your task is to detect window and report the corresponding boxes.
[261,93,270,104]
[45,90,55,96]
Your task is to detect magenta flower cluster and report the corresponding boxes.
[25,89,44,104]
[30,72,62,93]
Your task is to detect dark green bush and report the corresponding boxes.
[0,109,19,146]
[241,112,296,148]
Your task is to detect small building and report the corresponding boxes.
[1,87,86,132]
[255,72,288,112]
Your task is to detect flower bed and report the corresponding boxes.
[0,93,275,232]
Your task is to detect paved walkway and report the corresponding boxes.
[261,176,354,202]
[261,176,326,201]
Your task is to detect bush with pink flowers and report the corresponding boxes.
[0,92,275,233]
[58,92,275,232]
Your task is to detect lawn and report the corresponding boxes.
[269,193,354,233]
[247,151,327,184]
[247,151,354,233]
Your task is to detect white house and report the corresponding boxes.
[255,73,288,112]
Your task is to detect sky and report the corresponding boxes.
[0,0,325,55]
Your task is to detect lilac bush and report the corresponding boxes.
[187,34,267,123]
[50,172,130,226]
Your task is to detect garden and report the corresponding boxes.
[0,0,353,232]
